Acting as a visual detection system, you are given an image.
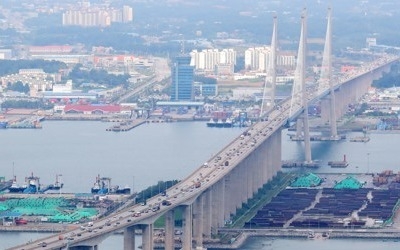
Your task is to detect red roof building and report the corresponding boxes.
[64,104,121,114]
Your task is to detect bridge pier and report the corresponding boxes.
[202,190,212,239]
[182,204,193,250]
[123,225,135,250]
[164,209,175,250]
[211,179,225,232]
[193,194,204,249]
[141,223,154,250]
[321,65,391,123]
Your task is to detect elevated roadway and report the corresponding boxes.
[8,55,399,250]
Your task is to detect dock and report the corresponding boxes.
[328,154,349,168]
[289,134,346,141]
[282,160,320,168]
[6,116,43,129]
[106,119,146,132]
[350,136,370,142]
[328,161,349,168]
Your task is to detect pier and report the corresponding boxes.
[106,119,146,132]
[282,160,320,168]
[350,136,370,142]
[328,154,349,168]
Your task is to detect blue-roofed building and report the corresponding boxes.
[170,55,194,101]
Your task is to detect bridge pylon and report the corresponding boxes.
[292,9,312,163]
[319,7,340,140]
[260,14,278,119]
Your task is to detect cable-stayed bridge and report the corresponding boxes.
[8,9,400,250]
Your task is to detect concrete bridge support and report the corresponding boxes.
[202,190,212,239]
[182,204,193,250]
[141,224,154,250]
[164,209,175,250]
[193,195,204,249]
[321,66,391,121]
[270,128,282,175]
[211,178,225,231]
[123,226,135,250]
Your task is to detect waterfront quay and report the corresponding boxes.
[105,119,146,132]
[214,228,400,248]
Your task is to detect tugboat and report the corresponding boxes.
[91,175,130,194]
[91,175,110,194]
[8,176,27,193]
[47,174,64,190]
[206,118,217,127]
[115,185,131,194]
[91,175,102,194]
[23,173,40,194]
[224,118,233,128]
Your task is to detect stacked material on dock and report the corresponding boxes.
[245,189,319,228]
[358,189,400,223]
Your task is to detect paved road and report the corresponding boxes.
[117,57,170,103]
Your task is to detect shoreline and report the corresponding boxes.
[3,226,400,250]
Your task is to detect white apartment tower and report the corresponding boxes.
[190,49,236,73]
[62,5,133,27]
[245,46,295,71]
[123,6,134,23]
[245,46,271,71]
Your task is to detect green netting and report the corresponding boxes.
[291,173,322,187]
[0,197,68,216]
[49,208,98,222]
[0,204,9,211]
[0,197,98,223]
[3,197,66,208]
[12,207,60,216]
[334,176,363,189]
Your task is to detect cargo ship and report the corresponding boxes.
[8,173,63,193]
[41,174,64,192]
[8,173,39,193]
[91,174,131,195]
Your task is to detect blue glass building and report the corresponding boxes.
[170,55,194,101]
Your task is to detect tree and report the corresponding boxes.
[7,81,30,93]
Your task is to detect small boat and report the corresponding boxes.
[116,185,131,194]
[47,174,64,190]
[206,119,217,127]
[224,118,233,128]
